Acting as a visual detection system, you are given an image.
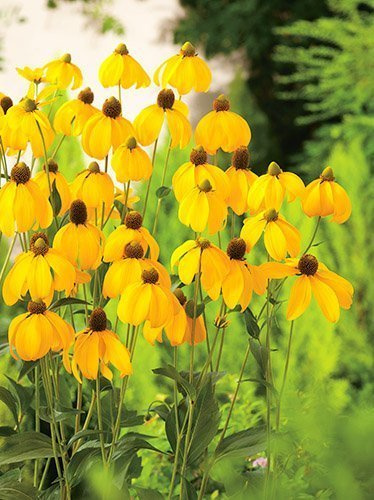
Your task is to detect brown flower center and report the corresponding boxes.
[28,300,47,315]
[70,199,88,225]
[11,163,31,184]
[232,146,250,170]
[124,211,143,230]
[124,241,144,259]
[157,89,175,110]
[89,307,107,331]
[44,158,58,174]
[115,43,129,55]
[198,179,213,193]
[142,268,159,284]
[174,288,187,306]
[88,161,100,174]
[227,237,246,260]
[30,232,49,256]
[102,97,122,118]
[267,161,282,176]
[298,254,318,276]
[263,208,279,222]
[23,98,37,113]
[126,136,137,150]
[181,41,196,57]
[190,146,207,166]
[0,96,13,114]
[197,238,211,250]
[213,94,230,112]
[320,166,334,182]
[78,87,94,104]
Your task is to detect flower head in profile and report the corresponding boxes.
[195,94,251,154]
[154,41,212,95]
[44,53,83,89]
[54,87,99,136]
[226,146,258,215]
[72,308,132,382]
[0,93,13,115]
[34,158,71,215]
[71,161,114,212]
[133,89,191,148]
[99,43,150,89]
[111,136,152,183]
[16,66,46,95]
[302,166,351,223]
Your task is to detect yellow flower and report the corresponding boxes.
[53,200,103,270]
[72,308,132,382]
[154,41,212,95]
[44,53,83,89]
[222,238,268,311]
[16,66,46,84]
[33,158,71,215]
[54,87,99,136]
[103,210,159,262]
[70,161,114,212]
[226,146,258,215]
[133,89,191,148]
[111,136,152,183]
[240,208,301,261]
[82,96,134,159]
[302,166,351,223]
[247,161,305,214]
[3,232,76,306]
[264,254,353,322]
[195,95,251,154]
[0,163,53,236]
[171,238,230,300]
[8,300,74,371]
[178,178,227,234]
[99,43,150,89]
[172,146,229,202]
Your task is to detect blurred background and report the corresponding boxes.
[0,0,373,498]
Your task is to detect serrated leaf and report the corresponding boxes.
[153,365,196,400]
[49,297,90,310]
[215,427,266,462]
[244,308,260,339]
[0,431,58,465]
[155,186,171,199]
[0,387,19,425]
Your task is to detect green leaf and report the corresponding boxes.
[39,404,85,423]
[215,427,266,462]
[67,429,105,449]
[49,297,90,310]
[17,361,38,381]
[153,365,196,400]
[180,477,197,500]
[244,308,260,339]
[155,186,171,199]
[0,469,38,500]
[134,487,164,500]
[165,401,187,454]
[50,179,62,216]
[185,300,205,319]
[242,378,279,398]
[66,444,101,487]
[0,431,58,465]
[0,426,16,437]
[0,387,19,425]
[249,339,268,377]
[5,376,33,416]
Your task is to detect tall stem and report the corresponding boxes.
[303,216,321,254]
[33,365,40,487]
[142,139,158,219]
[96,375,107,465]
[0,233,17,283]
[168,347,180,498]
[276,321,295,430]
[152,139,172,235]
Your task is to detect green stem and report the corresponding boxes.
[276,321,294,430]
[52,134,66,158]
[38,457,51,491]
[75,382,83,436]
[168,347,180,498]
[142,139,158,220]
[303,216,321,254]
[152,139,172,235]
[96,376,107,465]
[0,233,17,283]
[121,180,131,222]
[33,365,40,487]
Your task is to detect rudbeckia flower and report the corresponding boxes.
[302,166,351,224]
[265,254,353,322]
[178,178,228,234]
[70,161,114,213]
[194,95,251,154]
[82,96,134,159]
[53,199,103,270]
[0,162,53,236]
[171,238,230,300]
[8,300,74,371]
[172,146,229,202]
[33,158,71,215]
[16,66,46,96]
[111,136,152,183]
[54,87,99,136]
[133,89,191,148]
[103,210,159,262]
[72,308,132,382]
[99,43,150,89]
[154,41,212,95]
[247,161,305,214]
[226,146,258,215]
[44,53,83,89]
[240,208,301,261]
[3,232,76,306]
[222,238,268,311]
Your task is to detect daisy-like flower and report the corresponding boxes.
[8,300,74,371]
[133,89,191,148]
[54,87,99,136]
[247,161,305,214]
[154,41,212,95]
[226,146,258,215]
[240,208,301,261]
[33,158,71,215]
[195,94,251,154]
[302,166,351,223]
[82,96,134,159]
[178,178,228,234]
[222,238,268,311]
[72,308,132,382]
[171,238,230,300]
[16,66,46,97]
[265,254,353,322]
[3,232,76,306]
[103,210,159,262]
[0,162,52,236]
[172,146,229,202]
[44,53,83,89]
[53,200,103,270]
[99,43,150,89]
[111,136,152,183]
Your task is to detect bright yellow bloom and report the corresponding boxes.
[103,211,159,262]
[16,66,46,84]
[154,41,212,95]
[70,161,114,212]
[82,96,134,159]
[54,87,99,136]
[172,146,229,202]
[302,166,351,223]
[133,89,191,148]
[9,300,74,371]
[241,208,300,261]
[111,136,152,183]
[99,43,150,89]
[33,158,71,215]
[171,238,230,300]
[247,161,305,214]
[178,178,227,234]
[0,163,53,236]
[195,95,251,154]
[72,308,132,382]
[53,200,103,270]
[44,53,83,89]
[226,146,258,215]
[264,254,353,322]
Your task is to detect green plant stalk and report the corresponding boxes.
[96,375,107,465]
[73,390,96,454]
[52,133,66,158]
[142,139,159,219]
[75,382,83,436]
[303,216,321,253]
[152,138,172,235]
[276,321,294,430]
[33,365,40,487]
[38,457,51,491]
[168,347,181,498]
[121,180,131,222]
[214,304,228,371]
[0,233,17,283]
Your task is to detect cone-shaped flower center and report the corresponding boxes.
[70,199,88,225]
[124,241,144,259]
[213,94,230,112]
[0,96,13,114]
[197,238,211,250]
[174,288,187,306]
[190,146,207,166]
[198,179,213,193]
[264,208,279,222]
[30,232,49,256]
[28,300,47,315]
[44,158,58,173]
[157,89,175,110]
[298,254,319,276]
[124,211,143,229]
[60,53,72,63]
[232,146,250,170]
[89,307,107,331]
[78,87,94,104]
[102,97,122,118]
[23,98,37,113]
[267,161,282,176]
[227,237,246,260]
[142,268,159,284]
[181,41,196,57]
[126,136,137,150]
[88,161,100,174]
[11,163,31,184]
[115,43,129,55]
[320,166,334,182]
